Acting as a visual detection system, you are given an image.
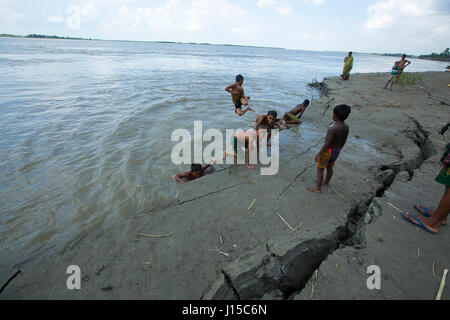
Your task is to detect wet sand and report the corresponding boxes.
[1,71,449,299]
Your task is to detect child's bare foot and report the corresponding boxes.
[307,186,321,194]
[247,164,255,170]
[247,106,255,112]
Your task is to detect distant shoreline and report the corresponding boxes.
[0,33,284,50]
[0,33,98,41]
[370,52,450,62]
[1,34,449,62]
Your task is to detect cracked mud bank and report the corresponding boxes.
[1,71,449,299]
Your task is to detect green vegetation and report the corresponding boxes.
[0,33,93,40]
[372,48,450,62]
[419,48,450,62]
[397,72,423,87]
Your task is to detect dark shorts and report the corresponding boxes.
[235,99,243,111]
[233,136,248,154]
[435,166,450,187]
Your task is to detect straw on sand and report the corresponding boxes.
[137,233,174,238]
[436,269,448,300]
[276,212,293,230]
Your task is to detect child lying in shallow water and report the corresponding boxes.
[173,159,218,183]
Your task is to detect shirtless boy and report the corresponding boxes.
[255,111,286,146]
[307,104,351,194]
[395,54,411,84]
[384,61,401,91]
[173,159,217,183]
[283,100,310,124]
[225,74,255,116]
[224,127,265,170]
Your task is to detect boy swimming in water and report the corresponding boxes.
[225,74,255,116]
[283,100,310,124]
[173,159,217,183]
[307,104,351,194]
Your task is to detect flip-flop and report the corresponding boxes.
[401,211,421,227]
[413,204,447,225]
[412,214,438,235]
[413,204,432,217]
[406,213,438,235]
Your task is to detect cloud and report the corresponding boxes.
[303,0,325,5]
[258,0,292,15]
[364,0,449,31]
[361,0,450,54]
[108,0,259,36]
[47,15,65,23]
[65,3,97,30]
[0,3,22,23]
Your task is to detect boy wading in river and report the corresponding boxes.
[307,104,351,194]
[225,74,255,116]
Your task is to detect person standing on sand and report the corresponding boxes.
[307,105,351,194]
[225,74,255,116]
[341,52,353,80]
[384,61,401,91]
[395,54,411,84]
[402,142,449,234]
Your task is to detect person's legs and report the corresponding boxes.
[389,76,396,90]
[405,186,450,233]
[235,107,246,116]
[395,71,402,84]
[307,168,324,194]
[324,165,333,187]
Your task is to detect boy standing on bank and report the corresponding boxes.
[225,74,255,116]
[307,104,351,194]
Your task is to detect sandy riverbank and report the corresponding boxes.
[1,71,449,299]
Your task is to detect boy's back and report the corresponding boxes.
[328,122,349,150]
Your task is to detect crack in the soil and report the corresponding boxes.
[203,115,438,301]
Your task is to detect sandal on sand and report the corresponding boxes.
[414,204,447,225]
[401,212,437,235]
[414,204,432,217]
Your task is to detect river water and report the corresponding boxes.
[0,37,447,262]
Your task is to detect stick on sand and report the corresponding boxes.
[436,269,448,300]
[276,212,293,230]
[216,247,230,257]
[289,223,303,234]
[387,202,403,213]
[248,199,256,211]
[137,233,174,238]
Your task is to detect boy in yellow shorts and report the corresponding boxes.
[307,104,351,194]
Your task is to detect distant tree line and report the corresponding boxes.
[26,34,90,40]
[419,48,450,61]
[0,33,92,40]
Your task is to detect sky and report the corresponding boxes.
[1,0,449,55]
